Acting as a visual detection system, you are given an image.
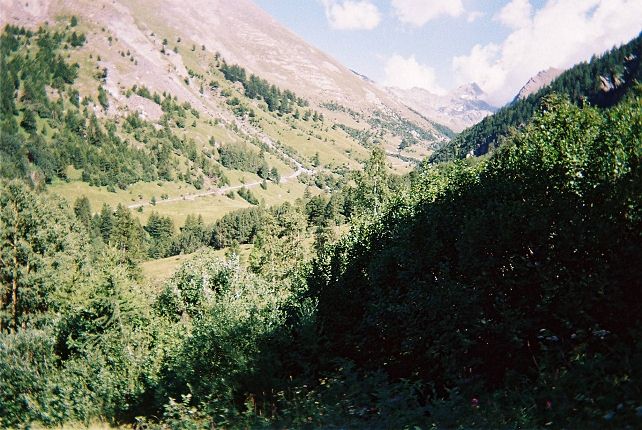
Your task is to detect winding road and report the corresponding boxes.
[127,166,310,209]
[127,100,316,210]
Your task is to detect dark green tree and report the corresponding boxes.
[20,108,37,134]
[73,196,92,227]
[97,203,113,242]
[145,212,175,258]
[97,86,109,111]
[0,181,85,332]
[173,214,208,254]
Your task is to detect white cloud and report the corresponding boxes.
[383,54,445,94]
[391,0,464,27]
[467,11,485,23]
[321,0,381,30]
[453,0,642,105]
[452,43,505,96]
[495,0,533,29]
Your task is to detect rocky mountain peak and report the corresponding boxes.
[386,83,496,133]
[451,82,485,100]
[513,67,564,101]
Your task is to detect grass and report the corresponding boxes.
[49,179,196,209]
[141,245,254,287]
[137,194,250,225]
[251,179,311,206]
[141,253,194,287]
[49,179,252,225]
[50,172,318,227]
[257,112,369,169]
[264,151,295,177]
[42,16,410,236]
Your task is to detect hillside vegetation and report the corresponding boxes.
[430,33,642,162]
[2,23,641,424]
[0,19,439,233]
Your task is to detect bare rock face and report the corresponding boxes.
[513,67,564,101]
[387,84,497,133]
[600,75,616,92]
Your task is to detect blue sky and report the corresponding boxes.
[254,0,642,105]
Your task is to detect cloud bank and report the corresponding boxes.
[383,54,445,94]
[454,0,642,105]
[321,0,382,30]
[391,0,464,27]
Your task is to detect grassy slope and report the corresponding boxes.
[10,17,421,283]
[46,18,376,228]
[141,244,255,287]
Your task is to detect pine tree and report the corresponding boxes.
[270,166,280,183]
[0,181,85,332]
[249,203,307,280]
[110,204,146,258]
[98,203,113,242]
[173,214,207,254]
[19,108,37,133]
[0,56,16,120]
[97,86,109,110]
[73,196,92,227]
[145,212,175,258]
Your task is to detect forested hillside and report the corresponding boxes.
[430,33,642,162]
[1,12,641,430]
[310,92,642,427]
[2,71,640,429]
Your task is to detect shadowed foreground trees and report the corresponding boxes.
[0,91,640,428]
[310,93,642,427]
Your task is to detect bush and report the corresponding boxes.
[237,187,259,205]
[154,252,291,424]
[309,94,642,427]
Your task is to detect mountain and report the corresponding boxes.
[513,67,564,102]
[387,83,497,132]
[2,2,641,428]
[0,0,456,229]
[0,0,451,150]
[430,33,642,163]
[310,92,642,429]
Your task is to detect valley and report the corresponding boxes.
[0,1,640,429]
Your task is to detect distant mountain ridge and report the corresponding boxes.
[513,67,564,102]
[430,33,642,163]
[0,0,451,153]
[387,83,497,132]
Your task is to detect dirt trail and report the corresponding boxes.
[127,166,309,209]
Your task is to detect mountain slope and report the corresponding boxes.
[430,33,642,163]
[310,92,642,427]
[0,0,450,150]
[388,83,497,132]
[513,67,564,102]
[0,0,454,229]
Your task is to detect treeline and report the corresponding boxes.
[2,91,640,428]
[0,25,80,119]
[74,199,212,260]
[217,142,279,181]
[0,25,228,190]
[68,146,401,263]
[220,61,326,121]
[431,32,642,162]
[0,24,156,188]
[79,182,354,261]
